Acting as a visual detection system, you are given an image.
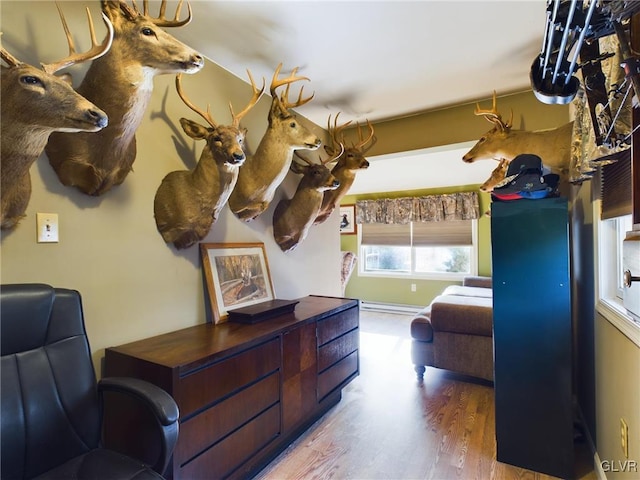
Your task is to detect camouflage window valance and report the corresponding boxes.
[355,192,479,224]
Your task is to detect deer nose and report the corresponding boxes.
[87,109,108,129]
[231,151,245,164]
[191,54,204,69]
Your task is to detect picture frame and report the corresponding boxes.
[339,204,357,235]
[200,242,275,324]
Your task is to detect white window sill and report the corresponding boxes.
[357,271,470,282]
[596,299,640,348]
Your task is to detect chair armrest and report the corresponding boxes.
[99,377,178,425]
[98,377,179,475]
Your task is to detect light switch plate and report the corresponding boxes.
[36,213,59,243]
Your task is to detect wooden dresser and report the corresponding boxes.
[104,295,359,480]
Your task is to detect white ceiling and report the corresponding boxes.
[172,1,548,191]
[175,0,547,127]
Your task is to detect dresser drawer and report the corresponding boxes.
[318,328,358,372]
[177,372,280,463]
[179,404,280,480]
[317,306,358,346]
[178,338,280,417]
[318,350,358,400]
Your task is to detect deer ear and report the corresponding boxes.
[290,161,307,175]
[101,1,136,23]
[57,73,73,86]
[179,118,208,140]
[270,96,290,120]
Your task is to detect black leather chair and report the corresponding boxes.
[1,284,179,480]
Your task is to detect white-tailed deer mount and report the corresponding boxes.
[45,0,204,196]
[273,146,343,253]
[153,72,265,249]
[479,158,510,193]
[462,91,573,183]
[314,113,376,225]
[228,63,322,222]
[0,6,113,231]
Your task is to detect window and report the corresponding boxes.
[359,220,478,280]
[598,213,633,303]
[594,148,640,345]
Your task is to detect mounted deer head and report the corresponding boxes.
[314,112,376,225]
[153,72,265,249]
[228,63,322,222]
[45,0,204,196]
[273,145,343,253]
[0,6,113,231]
[461,91,573,182]
[479,158,510,192]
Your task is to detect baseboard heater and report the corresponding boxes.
[359,301,420,315]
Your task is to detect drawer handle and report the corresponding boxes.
[623,270,640,288]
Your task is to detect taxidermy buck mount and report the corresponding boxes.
[227,63,322,222]
[461,91,573,186]
[0,7,113,231]
[314,113,376,225]
[273,145,343,253]
[45,0,204,197]
[153,72,265,250]
[479,158,510,193]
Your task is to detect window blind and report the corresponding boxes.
[413,220,473,246]
[360,220,472,246]
[601,150,632,220]
[361,223,410,246]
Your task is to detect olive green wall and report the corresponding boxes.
[349,89,571,158]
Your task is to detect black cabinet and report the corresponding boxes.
[491,198,574,479]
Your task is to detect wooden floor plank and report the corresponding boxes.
[253,310,596,480]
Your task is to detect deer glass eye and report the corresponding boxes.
[141,27,156,37]
[20,76,42,86]
[289,122,296,128]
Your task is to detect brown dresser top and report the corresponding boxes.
[105,295,358,370]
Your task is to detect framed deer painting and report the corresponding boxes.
[200,243,275,323]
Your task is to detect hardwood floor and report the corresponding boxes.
[253,309,597,480]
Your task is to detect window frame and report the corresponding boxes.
[593,200,640,347]
[357,219,479,281]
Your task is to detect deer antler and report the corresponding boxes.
[325,113,352,156]
[136,0,192,27]
[474,90,513,132]
[353,119,376,153]
[270,63,314,113]
[230,69,266,127]
[326,113,376,155]
[323,141,345,165]
[175,73,217,128]
[41,5,114,75]
[0,33,23,67]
